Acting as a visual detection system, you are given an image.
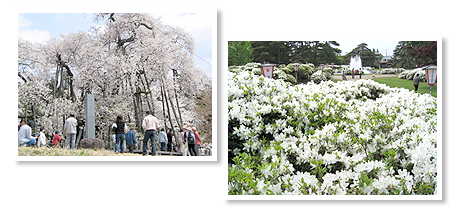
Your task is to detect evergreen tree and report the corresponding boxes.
[344,43,376,67]
[228,41,253,66]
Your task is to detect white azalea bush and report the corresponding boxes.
[310,70,332,84]
[381,68,405,74]
[229,62,317,84]
[228,70,437,195]
[399,68,426,82]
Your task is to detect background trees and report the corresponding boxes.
[228,41,253,66]
[392,41,437,68]
[18,13,212,147]
[228,41,343,66]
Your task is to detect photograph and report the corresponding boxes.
[227,39,440,197]
[17,11,216,160]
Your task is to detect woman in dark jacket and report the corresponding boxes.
[113,114,127,154]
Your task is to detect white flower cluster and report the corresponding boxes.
[381,68,405,74]
[399,68,426,82]
[228,70,437,195]
[310,70,331,84]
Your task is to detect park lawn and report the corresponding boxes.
[372,76,437,97]
[18,146,140,156]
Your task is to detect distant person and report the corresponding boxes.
[113,114,127,154]
[167,130,173,152]
[181,125,189,156]
[186,127,196,156]
[192,127,202,156]
[112,134,116,148]
[142,111,160,156]
[342,69,347,80]
[18,120,38,147]
[351,68,355,79]
[414,74,421,92]
[359,68,362,79]
[37,127,47,147]
[125,127,137,153]
[52,130,62,148]
[158,128,168,151]
[63,113,77,150]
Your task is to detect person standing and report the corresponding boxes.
[192,127,202,156]
[414,74,421,92]
[181,125,189,156]
[359,68,362,79]
[52,130,62,148]
[158,128,168,152]
[342,69,347,81]
[63,113,77,150]
[142,111,160,156]
[186,127,196,156]
[113,114,127,154]
[37,127,47,147]
[167,130,173,152]
[351,68,354,79]
[18,120,38,147]
[125,127,137,154]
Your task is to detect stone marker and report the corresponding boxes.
[79,138,105,149]
[85,94,95,138]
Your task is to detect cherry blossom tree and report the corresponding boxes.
[18,13,212,148]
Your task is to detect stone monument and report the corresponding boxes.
[85,94,95,138]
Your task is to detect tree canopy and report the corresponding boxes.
[228,41,343,66]
[391,41,437,68]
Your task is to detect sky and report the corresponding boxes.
[18,12,213,78]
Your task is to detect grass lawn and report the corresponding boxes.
[372,77,437,97]
[18,146,140,156]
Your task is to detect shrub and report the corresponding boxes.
[228,70,437,195]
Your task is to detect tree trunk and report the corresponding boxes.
[160,83,168,130]
[76,125,83,149]
[163,80,181,155]
[142,72,156,115]
[138,74,153,114]
[173,73,183,127]
[32,104,36,124]
[168,88,182,129]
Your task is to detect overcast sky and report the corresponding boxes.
[18,12,213,78]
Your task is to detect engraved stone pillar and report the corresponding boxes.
[85,94,95,138]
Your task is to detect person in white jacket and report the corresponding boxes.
[37,127,47,147]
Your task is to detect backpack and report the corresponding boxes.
[187,131,195,144]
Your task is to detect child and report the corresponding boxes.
[158,128,168,151]
[52,130,62,148]
[125,128,137,153]
[37,127,47,147]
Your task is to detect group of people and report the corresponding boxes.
[18,113,78,150]
[342,68,363,80]
[342,68,376,80]
[111,111,203,156]
[18,110,203,156]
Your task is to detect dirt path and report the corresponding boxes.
[332,73,399,81]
